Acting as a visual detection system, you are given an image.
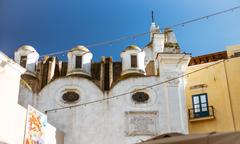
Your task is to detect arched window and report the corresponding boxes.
[132,92,149,103]
[62,92,79,103]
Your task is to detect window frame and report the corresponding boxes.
[192,93,209,118]
[62,91,80,103]
[20,56,27,68]
[75,55,82,69]
[130,55,137,68]
[132,92,149,103]
[234,52,240,57]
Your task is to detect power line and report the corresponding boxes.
[39,32,149,58]
[45,58,227,113]
[39,5,240,58]
[166,5,240,28]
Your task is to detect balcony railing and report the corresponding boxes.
[188,106,215,121]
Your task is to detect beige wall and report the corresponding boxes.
[185,47,240,133]
[224,57,240,130]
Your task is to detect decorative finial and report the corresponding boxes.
[151,10,154,23]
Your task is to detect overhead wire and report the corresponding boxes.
[166,5,240,28]
[38,5,240,58]
[43,5,240,113]
[45,58,227,113]
[5,5,237,113]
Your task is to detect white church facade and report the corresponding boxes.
[16,22,191,144]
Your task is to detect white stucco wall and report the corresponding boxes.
[106,76,188,144]
[0,52,26,144]
[37,77,104,144]
[17,35,190,144]
[157,53,191,134]
[21,70,190,144]
[0,52,63,144]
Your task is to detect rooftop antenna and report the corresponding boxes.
[151,10,155,23]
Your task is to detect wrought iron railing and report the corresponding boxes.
[188,106,215,120]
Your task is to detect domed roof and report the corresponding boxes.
[18,45,36,52]
[124,45,141,51]
[70,45,89,52]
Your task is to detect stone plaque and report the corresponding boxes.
[164,72,181,87]
[125,111,158,136]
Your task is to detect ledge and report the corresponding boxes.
[24,71,37,77]
[121,68,145,76]
[189,116,215,122]
[67,69,91,77]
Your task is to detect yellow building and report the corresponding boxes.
[185,45,240,133]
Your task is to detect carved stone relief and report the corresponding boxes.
[164,71,182,87]
[125,111,158,136]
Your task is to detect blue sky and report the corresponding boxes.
[0,0,240,61]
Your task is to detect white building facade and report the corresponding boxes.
[0,52,63,144]
[17,23,191,144]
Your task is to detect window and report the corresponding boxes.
[132,92,149,103]
[75,56,82,68]
[62,92,79,103]
[192,93,209,118]
[131,55,137,68]
[234,52,240,57]
[20,56,27,68]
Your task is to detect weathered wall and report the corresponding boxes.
[23,70,189,144]
[108,76,188,144]
[18,80,34,108]
[37,77,105,144]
